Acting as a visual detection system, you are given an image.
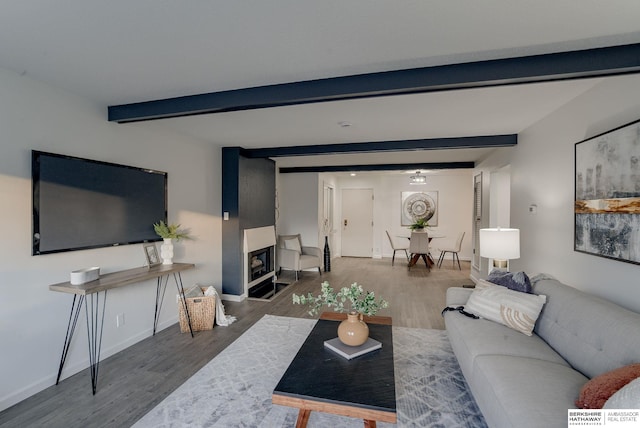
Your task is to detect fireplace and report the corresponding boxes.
[248,246,274,283]
[243,226,276,299]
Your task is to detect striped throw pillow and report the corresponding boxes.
[465,279,547,336]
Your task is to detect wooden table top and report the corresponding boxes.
[49,263,195,295]
[272,313,396,422]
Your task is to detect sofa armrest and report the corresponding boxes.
[446,287,474,306]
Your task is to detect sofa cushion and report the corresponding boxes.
[465,280,546,336]
[471,355,588,428]
[604,377,640,409]
[575,363,640,409]
[444,309,569,380]
[487,270,532,293]
[533,278,640,379]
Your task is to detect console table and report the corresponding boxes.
[49,262,195,394]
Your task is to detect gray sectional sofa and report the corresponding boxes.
[444,275,640,428]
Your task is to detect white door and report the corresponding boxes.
[341,189,373,257]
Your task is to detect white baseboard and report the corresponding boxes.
[222,293,246,302]
[469,272,481,284]
[0,317,178,412]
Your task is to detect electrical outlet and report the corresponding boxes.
[116,313,125,328]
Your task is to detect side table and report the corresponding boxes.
[49,262,195,394]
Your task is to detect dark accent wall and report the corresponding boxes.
[222,148,275,296]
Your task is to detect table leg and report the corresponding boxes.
[408,253,420,267]
[420,254,429,267]
[85,290,107,395]
[295,409,311,428]
[153,275,170,335]
[174,272,194,337]
[56,294,85,385]
[364,420,377,428]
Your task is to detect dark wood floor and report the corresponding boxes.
[0,256,471,428]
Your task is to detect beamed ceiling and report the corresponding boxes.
[2,1,640,172]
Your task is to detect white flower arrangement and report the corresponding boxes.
[293,281,389,317]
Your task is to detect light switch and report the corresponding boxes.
[223,212,229,220]
[529,204,537,215]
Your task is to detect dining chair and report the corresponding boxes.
[437,232,465,270]
[386,230,409,266]
[408,230,431,270]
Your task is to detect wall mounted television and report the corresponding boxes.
[32,150,167,255]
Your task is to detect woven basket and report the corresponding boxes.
[178,288,215,333]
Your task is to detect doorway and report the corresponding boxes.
[341,188,373,257]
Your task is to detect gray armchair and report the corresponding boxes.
[277,234,322,281]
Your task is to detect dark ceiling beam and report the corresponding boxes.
[242,134,516,158]
[108,43,640,123]
[279,162,474,174]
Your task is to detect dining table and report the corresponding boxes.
[399,231,444,268]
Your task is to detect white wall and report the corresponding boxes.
[481,73,640,312]
[277,170,473,262]
[489,166,511,228]
[335,172,473,260]
[0,67,222,410]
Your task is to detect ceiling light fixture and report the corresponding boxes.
[410,171,427,185]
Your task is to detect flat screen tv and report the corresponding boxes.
[32,150,167,255]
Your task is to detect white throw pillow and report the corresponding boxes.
[284,238,302,254]
[603,377,640,409]
[465,279,547,336]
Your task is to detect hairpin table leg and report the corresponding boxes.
[174,273,194,337]
[85,291,107,395]
[56,294,85,385]
[153,275,170,335]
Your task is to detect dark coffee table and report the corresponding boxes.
[272,312,396,428]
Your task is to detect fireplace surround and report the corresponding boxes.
[243,226,276,299]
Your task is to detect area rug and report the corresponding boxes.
[133,315,487,428]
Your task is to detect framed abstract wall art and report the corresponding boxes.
[575,118,640,265]
[401,191,438,227]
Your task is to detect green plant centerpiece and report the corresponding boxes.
[409,217,429,231]
[153,221,192,265]
[153,221,192,241]
[293,281,389,346]
[293,281,388,316]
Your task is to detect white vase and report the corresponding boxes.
[160,238,174,265]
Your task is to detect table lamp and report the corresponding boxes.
[479,228,520,273]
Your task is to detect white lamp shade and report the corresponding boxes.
[479,228,520,260]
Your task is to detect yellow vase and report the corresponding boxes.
[337,311,369,346]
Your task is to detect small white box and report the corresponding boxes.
[70,267,100,285]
